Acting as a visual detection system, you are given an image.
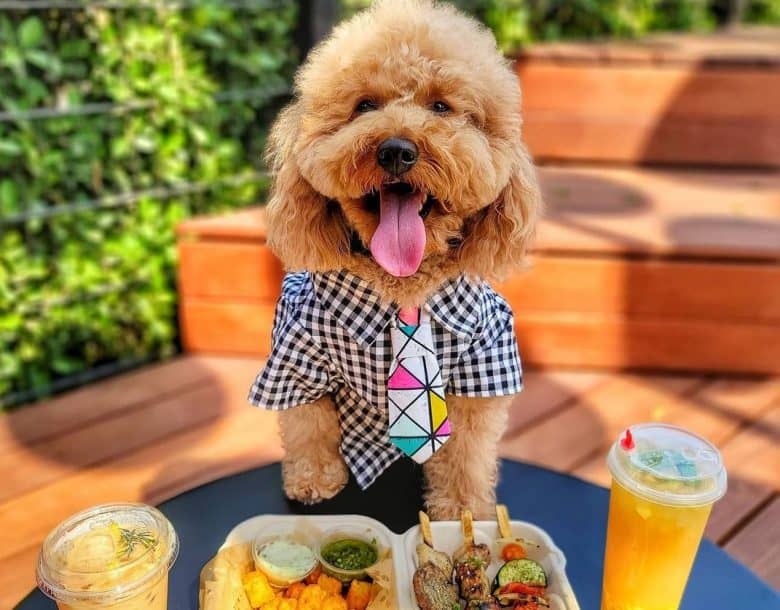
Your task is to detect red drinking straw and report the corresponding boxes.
[620,428,635,451]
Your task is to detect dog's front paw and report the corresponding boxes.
[282,453,349,504]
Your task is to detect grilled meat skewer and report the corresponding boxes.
[453,549,491,601]
[413,511,459,610]
[418,542,453,575]
[417,511,453,576]
[453,510,493,603]
[414,562,460,610]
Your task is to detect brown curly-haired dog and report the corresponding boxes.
[256,0,540,519]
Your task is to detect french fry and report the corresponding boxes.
[496,504,512,539]
[418,511,434,548]
[460,509,474,545]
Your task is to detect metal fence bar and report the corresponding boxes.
[0,100,153,122]
[0,355,154,410]
[0,170,269,227]
[0,85,290,123]
[214,85,291,103]
[16,279,145,315]
[295,0,339,58]
[0,0,280,9]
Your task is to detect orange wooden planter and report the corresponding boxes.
[176,165,780,373]
[515,28,780,167]
[176,29,780,374]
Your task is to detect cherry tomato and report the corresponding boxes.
[501,542,526,561]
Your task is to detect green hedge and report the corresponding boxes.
[344,1,778,49]
[0,2,297,407]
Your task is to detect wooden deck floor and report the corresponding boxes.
[2,355,778,607]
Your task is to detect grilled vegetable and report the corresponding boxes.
[465,599,501,609]
[494,559,547,589]
[495,591,549,608]
[496,583,546,597]
[500,543,526,561]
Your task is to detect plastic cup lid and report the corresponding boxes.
[36,503,179,604]
[607,423,727,507]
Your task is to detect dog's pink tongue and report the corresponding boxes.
[370,188,426,277]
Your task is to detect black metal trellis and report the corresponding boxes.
[0,170,270,227]
[0,0,313,408]
[0,85,290,123]
[0,356,155,409]
[0,1,283,9]
[295,0,339,58]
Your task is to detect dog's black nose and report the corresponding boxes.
[377,138,418,176]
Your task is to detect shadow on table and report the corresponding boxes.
[1,356,241,513]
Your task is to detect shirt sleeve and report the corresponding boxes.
[248,276,334,410]
[448,289,523,397]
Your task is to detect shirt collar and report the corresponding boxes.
[426,274,483,339]
[311,270,482,347]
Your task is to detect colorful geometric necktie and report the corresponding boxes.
[387,307,451,463]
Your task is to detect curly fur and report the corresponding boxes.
[270,0,541,517]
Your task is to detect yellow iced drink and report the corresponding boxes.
[37,503,179,610]
[601,424,727,610]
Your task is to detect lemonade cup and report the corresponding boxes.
[37,503,179,610]
[601,424,727,610]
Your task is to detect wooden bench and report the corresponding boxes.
[514,27,780,167]
[177,28,780,374]
[177,164,780,373]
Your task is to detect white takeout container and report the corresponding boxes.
[223,514,580,610]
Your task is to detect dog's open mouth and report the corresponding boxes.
[364,182,435,278]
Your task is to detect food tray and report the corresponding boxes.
[223,514,580,610]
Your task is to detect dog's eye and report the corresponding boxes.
[355,99,378,113]
[431,100,451,114]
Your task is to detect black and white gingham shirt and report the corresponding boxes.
[248,270,523,489]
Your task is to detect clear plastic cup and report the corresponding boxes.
[601,424,727,610]
[37,503,179,610]
[317,526,381,583]
[252,533,318,589]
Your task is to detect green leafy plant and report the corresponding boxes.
[342,0,777,50]
[0,2,296,407]
[744,0,780,23]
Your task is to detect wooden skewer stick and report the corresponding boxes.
[495,504,541,548]
[461,509,474,546]
[496,504,512,539]
[418,510,434,548]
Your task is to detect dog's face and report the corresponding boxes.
[266,0,540,299]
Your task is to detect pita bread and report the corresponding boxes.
[199,543,253,610]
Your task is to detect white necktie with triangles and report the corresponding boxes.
[386,307,451,463]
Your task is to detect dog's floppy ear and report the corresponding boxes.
[458,143,541,281]
[264,101,351,271]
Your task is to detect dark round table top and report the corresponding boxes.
[18,460,779,610]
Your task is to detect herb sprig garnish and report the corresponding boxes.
[117,526,158,559]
